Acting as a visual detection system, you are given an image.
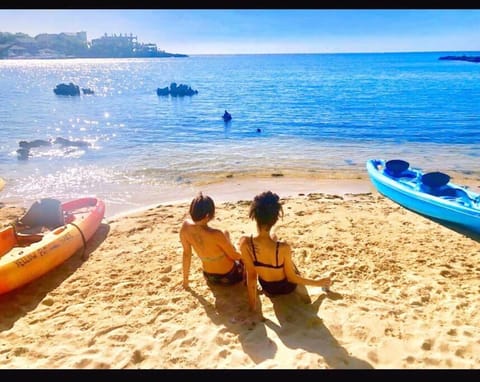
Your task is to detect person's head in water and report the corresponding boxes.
[189,192,215,222]
[249,191,283,230]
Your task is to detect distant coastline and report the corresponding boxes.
[0,31,188,59]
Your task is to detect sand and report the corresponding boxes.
[0,175,480,369]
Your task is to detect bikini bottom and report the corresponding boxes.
[259,277,297,296]
[203,260,244,285]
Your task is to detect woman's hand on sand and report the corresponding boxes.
[320,277,332,288]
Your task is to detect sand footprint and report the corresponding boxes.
[169,329,187,343]
[130,349,145,364]
[88,324,126,346]
[367,350,378,363]
[421,338,433,350]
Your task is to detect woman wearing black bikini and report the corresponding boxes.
[239,191,332,312]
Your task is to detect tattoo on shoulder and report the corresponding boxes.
[192,232,204,248]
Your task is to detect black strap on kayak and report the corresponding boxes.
[70,222,88,260]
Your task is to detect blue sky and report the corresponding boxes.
[0,9,479,54]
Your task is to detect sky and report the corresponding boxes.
[0,9,479,55]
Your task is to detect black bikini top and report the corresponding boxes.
[250,235,284,269]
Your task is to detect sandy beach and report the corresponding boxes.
[1,174,480,369]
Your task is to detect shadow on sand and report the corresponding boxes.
[427,216,480,243]
[406,208,480,243]
[189,283,277,364]
[189,282,373,368]
[0,222,110,332]
[264,285,373,369]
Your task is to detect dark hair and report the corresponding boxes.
[189,192,215,222]
[249,191,283,228]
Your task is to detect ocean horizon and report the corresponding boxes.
[1,52,479,217]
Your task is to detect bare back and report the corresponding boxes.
[240,235,292,282]
[180,220,240,274]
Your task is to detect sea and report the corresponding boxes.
[0,52,479,217]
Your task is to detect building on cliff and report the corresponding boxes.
[0,31,187,59]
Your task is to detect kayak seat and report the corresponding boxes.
[16,198,65,231]
[421,172,450,188]
[385,159,410,177]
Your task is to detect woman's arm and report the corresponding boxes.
[283,244,332,288]
[239,236,259,311]
[179,222,193,289]
[217,230,242,261]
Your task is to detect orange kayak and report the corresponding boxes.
[0,197,105,295]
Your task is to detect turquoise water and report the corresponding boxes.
[0,52,479,215]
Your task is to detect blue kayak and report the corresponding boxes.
[366,159,480,233]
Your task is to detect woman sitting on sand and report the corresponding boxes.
[239,191,332,312]
[180,192,244,288]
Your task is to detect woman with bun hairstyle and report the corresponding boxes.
[239,191,332,312]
